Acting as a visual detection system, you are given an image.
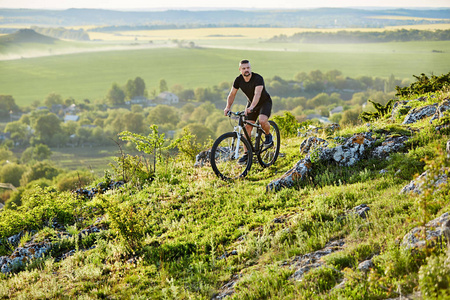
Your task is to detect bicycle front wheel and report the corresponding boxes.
[256,120,281,168]
[210,132,252,181]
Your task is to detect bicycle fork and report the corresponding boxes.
[233,125,243,160]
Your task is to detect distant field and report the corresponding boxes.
[0,39,449,106]
[91,24,450,42]
[51,146,118,176]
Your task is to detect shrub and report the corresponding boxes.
[419,253,450,299]
[273,111,299,137]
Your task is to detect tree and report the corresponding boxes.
[159,79,168,93]
[125,79,137,100]
[123,112,145,133]
[107,83,125,105]
[20,161,60,186]
[33,112,62,144]
[0,95,20,118]
[180,123,214,145]
[134,77,146,97]
[0,163,27,187]
[0,148,14,163]
[147,105,179,126]
[33,144,52,160]
[340,108,362,126]
[44,93,63,109]
[125,77,146,100]
[5,121,29,146]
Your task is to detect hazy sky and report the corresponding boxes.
[1,0,450,10]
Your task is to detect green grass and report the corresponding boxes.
[0,40,449,105]
[50,146,118,175]
[0,88,449,298]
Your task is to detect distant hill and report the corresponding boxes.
[0,8,449,29]
[0,28,58,44]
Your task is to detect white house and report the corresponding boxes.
[157,92,179,104]
[330,106,343,115]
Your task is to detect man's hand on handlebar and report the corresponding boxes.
[224,107,231,116]
[245,107,254,116]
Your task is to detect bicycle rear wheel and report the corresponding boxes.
[210,132,252,181]
[256,120,281,168]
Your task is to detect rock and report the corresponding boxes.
[402,103,438,124]
[325,123,340,134]
[371,135,410,159]
[217,250,238,260]
[391,100,410,120]
[353,204,370,219]
[447,139,450,155]
[298,125,322,137]
[212,274,240,299]
[267,158,313,191]
[194,148,211,167]
[400,170,448,195]
[401,212,450,250]
[430,99,450,123]
[318,132,375,167]
[0,241,51,274]
[357,259,374,273]
[268,132,375,191]
[288,239,345,281]
[299,136,328,154]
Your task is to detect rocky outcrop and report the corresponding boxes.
[289,239,345,281]
[1,218,107,274]
[267,158,313,191]
[372,135,410,159]
[194,148,211,167]
[402,103,438,125]
[267,131,408,192]
[402,212,450,250]
[430,99,450,123]
[300,137,328,154]
[400,170,448,195]
[0,239,51,274]
[318,133,375,166]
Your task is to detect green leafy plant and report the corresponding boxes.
[273,111,300,137]
[396,72,450,97]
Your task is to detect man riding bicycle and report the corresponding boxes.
[223,59,273,164]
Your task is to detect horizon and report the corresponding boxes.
[1,0,449,10]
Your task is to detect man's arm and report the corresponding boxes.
[246,85,263,114]
[224,87,238,115]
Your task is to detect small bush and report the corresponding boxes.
[419,253,450,299]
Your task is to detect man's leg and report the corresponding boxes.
[259,114,270,135]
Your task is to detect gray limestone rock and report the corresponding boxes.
[402,212,450,250]
[402,103,438,124]
[430,99,450,123]
[371,135,410,159]
[400,170,448,195]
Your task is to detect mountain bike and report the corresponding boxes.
[210,111,280,181]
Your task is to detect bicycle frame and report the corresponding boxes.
[230,111,264,156]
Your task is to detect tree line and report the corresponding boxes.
[0,69,406,156]
[268,29,450,43]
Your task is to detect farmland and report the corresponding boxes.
[0,36,449,106]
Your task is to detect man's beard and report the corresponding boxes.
[244,71,251,77]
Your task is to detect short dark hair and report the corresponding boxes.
[240,59,250,65]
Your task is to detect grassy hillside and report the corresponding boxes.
[1,41,449,106]
[0,76,449,298]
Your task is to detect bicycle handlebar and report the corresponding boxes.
[227,110,245,117]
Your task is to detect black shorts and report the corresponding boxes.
[246,99,272,121]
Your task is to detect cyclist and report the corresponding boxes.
[223,59,273,164]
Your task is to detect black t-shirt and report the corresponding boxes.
[233,73,271,106]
